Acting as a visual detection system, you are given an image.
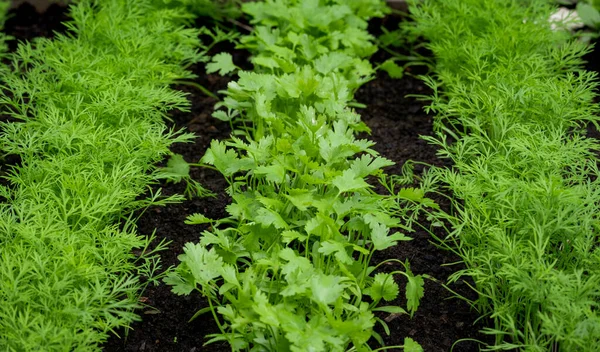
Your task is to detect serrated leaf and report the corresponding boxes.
[404,337,423,352]
[213,110,233,121]
[255,163,286,184]
[181,243,223,283]
[185,213,214,225]
[318,240,353,265]
[350,154,395,178]
[201,140,254,177]
[283,188,314,211]
[310,274,346,305]
[380,59,404,79]
[281,230,307,244]
[332,169,370,194]
[370,222,411,251]
[365,273,399,302]
[207,53,238,75]
[256,207,288,229]
[406,273,424,316]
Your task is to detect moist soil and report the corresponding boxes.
[5,4,599,352]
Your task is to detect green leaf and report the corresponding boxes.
[255,207,289,229]
[318,240,353,265]
[332,169,370,194]
[179,243,223,285]
[577,2,600,27]
[310,274,346,305]
[365,273,399,302]
[201,140,254,177]
[283,188,315,211]
[404,337,423,352]
[314,52,353,75]
[281,230,307,244]
[372,306,407,314]
[406,273,424,316]
[185,213,214,225]
[370,222,411,251]
[380,59,404,79]
[212,110,233,121]
[206,53,238,75]
[350,154,395,178]
[158,154,190,182]
[255,163,286,184]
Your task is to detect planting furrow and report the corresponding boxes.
[165,0,442,351]
[407,0,600,350]
[0,0,209,349]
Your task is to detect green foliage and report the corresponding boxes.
[238,0,389,89]
[155,0,242,20]
[577,1,600,29]
[0,0,210,349]
[407,0,600,350]
[166,0,433,350]
[379,59,404,79]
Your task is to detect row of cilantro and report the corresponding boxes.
[165,0,434,351]
[0,0,209,350]
[406,0,600,350]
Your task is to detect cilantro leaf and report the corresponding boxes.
[256,207,289,229]
[206,53,238,75]
[185,213,214,225]
[332,169,370,194]
[370,222,411,251]
[406,271,424,317]
[365,273,399,302]
[310,274,346,305]
[380,59,404,79]
[318,240,353,265]
[404,337,423,352]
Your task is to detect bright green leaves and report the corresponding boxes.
[256,207,289,229]
[405,270,424,317]
[332,169,371,194]
[201,140,254,177]
[318,240,350,262]
[310,274,348,306]
[380,58,404,79]
[409,0,600,349]
[206,52,238,75]
[366,273,399,302]
[350,154,395,178]
[0,0,212,348]
[165,243,223,295]
[404,337,424,352]
[166,0,434,350]
[369,220,412,251]
[240,0,385,76]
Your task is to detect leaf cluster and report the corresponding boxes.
[407,0,600,350]
[0,0,208,349]
[166,0,434,351]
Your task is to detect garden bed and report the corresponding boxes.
[3,2,599,352]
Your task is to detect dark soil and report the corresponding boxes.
[4,2,69,51]
[12,4,600,352]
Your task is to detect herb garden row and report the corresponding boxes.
[0,0,598,351]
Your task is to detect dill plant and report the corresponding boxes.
[406,0,600,350]
[166,0,434,351]
[0,0,211,349]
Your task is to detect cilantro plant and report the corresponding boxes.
[167,0,436,351]
[0,0,213,349]
[407,0,600,350]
